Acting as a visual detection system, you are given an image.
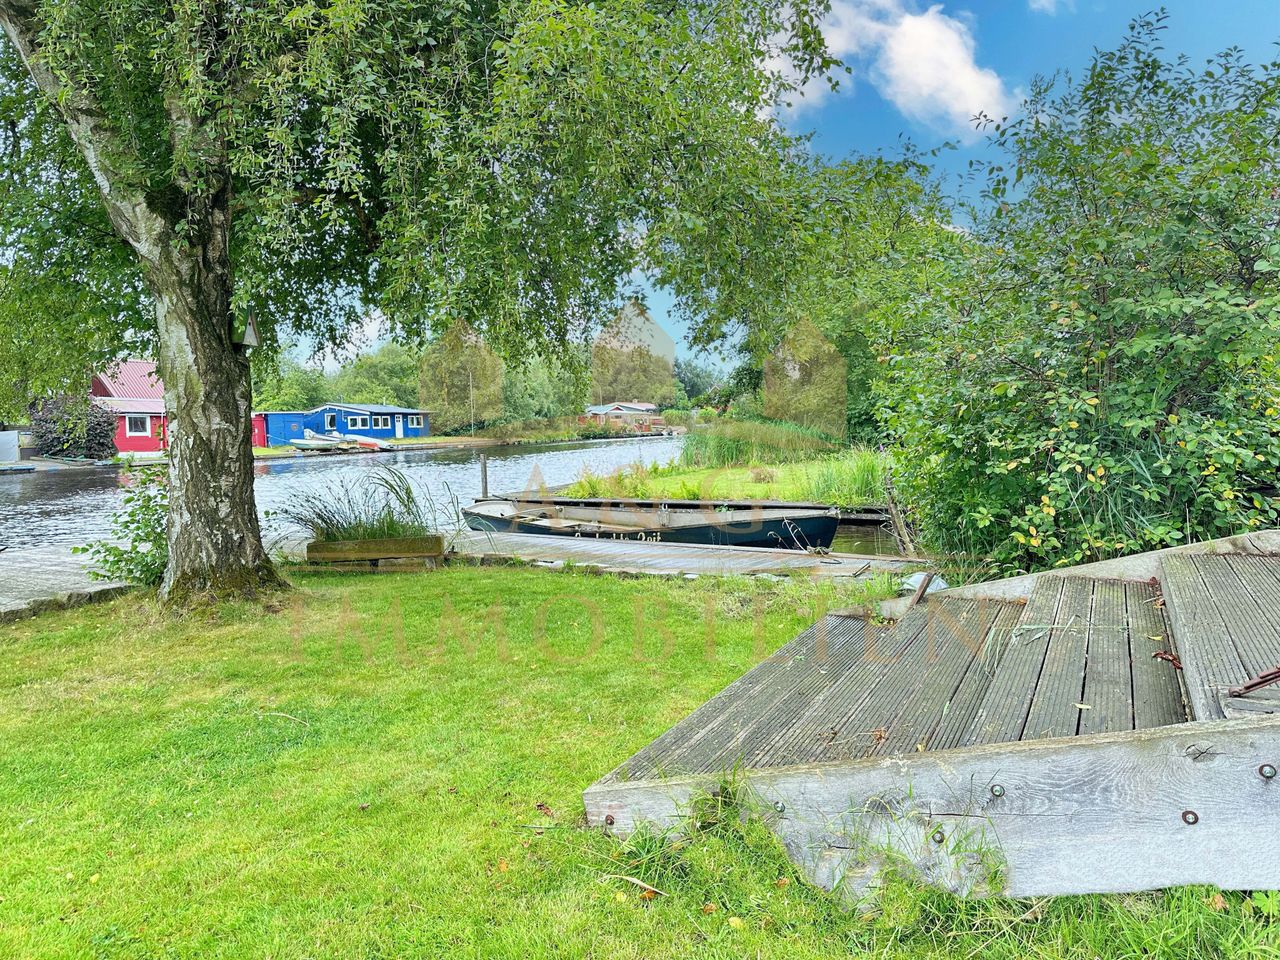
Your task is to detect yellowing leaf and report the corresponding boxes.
[728,916,745,930]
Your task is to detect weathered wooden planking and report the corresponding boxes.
[1125,581,1189,730]
[1023,577,1094,740]
[584,716,1280,898]
[1199,555,1280,676]
[1078,579,1133,735]
[962,577,1065,746]
[1162,555,1247,720]
[866,600,1010,758]
[753,610,932,767]
[647,617,870,777]
[613,617,851,781]
[926,601,1024,752]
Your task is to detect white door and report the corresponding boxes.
[394,414,404,439]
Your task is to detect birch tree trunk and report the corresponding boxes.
[0,4,282,603]
[146,187,281,603]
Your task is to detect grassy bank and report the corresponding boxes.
[566,448,890,507]
[2,569,1269,958]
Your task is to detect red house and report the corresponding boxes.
[91,360,170,454]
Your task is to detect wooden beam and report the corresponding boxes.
[584,715,1280,898]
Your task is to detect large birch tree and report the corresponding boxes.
[0,0,835,603]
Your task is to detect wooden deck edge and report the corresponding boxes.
[585,715,1280,898]
[935,530,1280,604]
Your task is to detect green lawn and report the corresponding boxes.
[1,567,1272,959]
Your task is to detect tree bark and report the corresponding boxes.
[0,3,283,603]
[146,187,282,603]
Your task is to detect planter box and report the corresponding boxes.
[306,535,445,563]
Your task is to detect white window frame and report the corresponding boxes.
[372,415,392,430]
[348,415,370,429]
[125,414,151,437]
[407,415,423,428]
[324,413,337,430]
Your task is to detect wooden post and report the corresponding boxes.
[480,454,489,499]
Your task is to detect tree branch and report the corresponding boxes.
[0,1,173,265]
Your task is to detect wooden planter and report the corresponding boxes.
[306,535,445,564]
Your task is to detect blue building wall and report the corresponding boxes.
[261,406,429,445]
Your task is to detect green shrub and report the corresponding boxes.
[32,396,119,460]
[77,463,169,585]
[879,23,1280,572]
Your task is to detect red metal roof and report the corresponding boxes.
[91,360,164,400]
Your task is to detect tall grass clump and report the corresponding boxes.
[279,467,452,542]
[799,448,890,507]
[680,420,837,468]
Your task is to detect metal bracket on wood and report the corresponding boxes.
[1228,664,1280,698]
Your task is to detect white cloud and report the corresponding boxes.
[874,5,1014,134]
[782,1,1014,140]
[1028,0,1074,13]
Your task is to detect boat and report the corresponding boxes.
[289,429,347,451]
[343,433,393,451]
[462,498,840,550]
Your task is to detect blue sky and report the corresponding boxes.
[653,0,1280,364]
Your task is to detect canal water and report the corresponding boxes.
[0,434,902,556]
[0,436,683,550]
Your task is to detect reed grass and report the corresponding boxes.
[797,448,889,506]
[680,420,838,468]
[277,466,450,542]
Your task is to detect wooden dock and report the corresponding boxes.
[585,531,1280,898]
[451,529,914,578]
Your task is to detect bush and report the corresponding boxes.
[77,464,169,585]
[32,396,117,459]
[680,420,837,468]
[880,22,1280,571]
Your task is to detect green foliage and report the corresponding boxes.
[251,357,331,412]
[674,357,721,401]
[419,324,506,434]
[882,16,1280,570]
[77,464,169,585]
[278,467,444,543]
[680,419,837,468]
[30,396,118,459]
[591,344,677,407]
[331,343,421,409]
[0,0,840,377]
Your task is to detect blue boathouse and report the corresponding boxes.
[257,404,429,446]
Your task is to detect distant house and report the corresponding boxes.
[582,401,663,432]
[257,403,429,446]
[91,360,169,454]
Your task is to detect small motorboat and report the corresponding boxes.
[289,429,347,451]
[462,498,839,550]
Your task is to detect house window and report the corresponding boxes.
[372,415,392,429]
[407,415,422,428]
[348,415,369,429]
[324,413,337,430]
[125,415,151,436]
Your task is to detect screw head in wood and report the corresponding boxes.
[773,801,786,813]
[1260,764,1277,780]
[604,814,615,826]
[990,784,1005,798]
[931,828,946,844]
[1181,810,1199,825]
